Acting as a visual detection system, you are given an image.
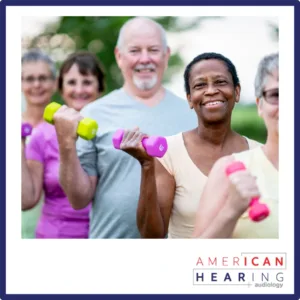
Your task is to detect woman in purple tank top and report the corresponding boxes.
[22,51,105,238]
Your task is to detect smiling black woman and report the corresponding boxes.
[118,52,262,239]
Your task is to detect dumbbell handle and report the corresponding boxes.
[43,102,98,140]
[112,129,168,158]
[225,161,270,222]
[22,122,32,138]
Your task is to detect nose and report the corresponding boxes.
[204,82,218,96]
[139,50,151,64]
[33,79,41,88]
[74,83,84,94]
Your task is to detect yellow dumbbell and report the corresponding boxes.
[43,102,98,140]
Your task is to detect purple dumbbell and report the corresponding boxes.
[22,122,32,138]
[112,129,168,158]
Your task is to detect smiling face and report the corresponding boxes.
[187,59,240,124]
[22,61,56,106]
[60,63,101,111]
[115,18,170,94]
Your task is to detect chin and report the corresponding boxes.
[29,98,51,106]
[133,77,157,91]
[72,100,95,111]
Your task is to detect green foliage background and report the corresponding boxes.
[25,16,277,144]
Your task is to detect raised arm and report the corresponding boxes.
[118,128,175,238]
[192,156,234,237]
[193,155,260,238]
[53,106,97,210]
[136,159,175,238]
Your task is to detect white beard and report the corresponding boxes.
[133,75,158,91]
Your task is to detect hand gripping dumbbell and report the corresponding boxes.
[43,102,98,140]
[112,129,168,158]
[22,122,32,138]
[225,161,270,222]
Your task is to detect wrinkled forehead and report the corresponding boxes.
[122,23,163,48]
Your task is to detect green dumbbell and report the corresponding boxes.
[43,102,98,140]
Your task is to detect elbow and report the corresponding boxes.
[22,191,39,211]
[22,199,38,211]
[68,197,90,210]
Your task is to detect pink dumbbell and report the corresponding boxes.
[112,129,168,158]
[225,161,270,222]
[22,122,32,138]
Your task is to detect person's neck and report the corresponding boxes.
[262,134,279,170]
[195,118,234,147]
[123,84,165,107]
[22,103,47,127]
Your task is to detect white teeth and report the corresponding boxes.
[205,101,223,106]
[136,69,153,72]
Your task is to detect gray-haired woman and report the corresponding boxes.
[21,49,57,238]
[193,53,279,239]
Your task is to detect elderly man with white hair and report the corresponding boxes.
[54,17,197,238]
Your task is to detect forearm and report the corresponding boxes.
[195,206,240,239]
[21,143,36,210]
[137,162,165,238]
[59,144,94,210]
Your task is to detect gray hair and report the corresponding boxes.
[116,17,168,53]
[254,52,278,98]
[21,49,57,79]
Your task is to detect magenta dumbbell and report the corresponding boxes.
[22,122,32,138]
[112,129,168,158]
[225,161,270,222]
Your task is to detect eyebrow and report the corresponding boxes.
[192,74,228,82]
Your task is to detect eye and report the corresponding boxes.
[83,80,93,86]
[194,83,206,89]
[150,49,159,53]
[38,75,48,82]
[66,79,76,85]
[25,76,34,83]
[130,49,139,53]
[270,91,279,98]
[215,80,227,85]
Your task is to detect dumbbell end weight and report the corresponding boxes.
[142,136,168,158]
[77,118,99,140]
[249,201,270,222]
[112,129,124,149]
[43,102,62,125]
[22,122,33,138]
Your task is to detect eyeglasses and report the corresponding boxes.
[262,88,279,105]
[22,75,54,84]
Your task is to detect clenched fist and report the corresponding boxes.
[53,105,84,145]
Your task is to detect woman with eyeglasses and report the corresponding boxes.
[21,49,57,238]
[193,53,279,238]
[21,50,105,238]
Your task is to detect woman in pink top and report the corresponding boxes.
[22,51,105,238]
[21,49,57,238]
